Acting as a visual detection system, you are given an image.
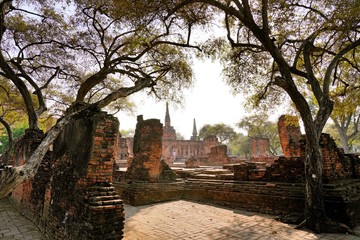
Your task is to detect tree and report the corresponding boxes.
[330,89,360,153]
[0,79,28,160]
[325,120,360,153]
[169,0,360,232]
[0,0,201,197]
[237,114,281,155]
[228,132,251,158]
[199,123,236,143]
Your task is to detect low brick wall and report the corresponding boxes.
[114,178,360,227]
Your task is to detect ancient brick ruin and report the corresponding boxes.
[249,137,276,164]
[2,109,124,239]
[117,103,224,166]
[115,114,360,228]
[2,108,360,236]
[125,115,176,182]
[278,115,302,157]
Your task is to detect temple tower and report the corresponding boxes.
[190,118,198,141]
[162,102,176,140]
[165,102,171,127]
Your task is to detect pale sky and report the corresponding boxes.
[116,59,248,139]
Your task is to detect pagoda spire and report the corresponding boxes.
[191,118,198,141]
[165,102,171,127]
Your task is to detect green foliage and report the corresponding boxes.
[228,133,251,159]
[1,0,199,131]
[0,125,27,154]
[237,114,281,156]
[199,123,236,144]
[284,115,300,127]
[120,129,135,138]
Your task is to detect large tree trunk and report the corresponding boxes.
[304,132,325,233]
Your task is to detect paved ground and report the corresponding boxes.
[124,200,360,240]
[0,198,46,240]
[1,198,359,240]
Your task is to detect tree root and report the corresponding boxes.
[293,216,359,236]
[295,217,308,230]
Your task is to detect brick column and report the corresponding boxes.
[126,115,176,182]
[278,115,301,157]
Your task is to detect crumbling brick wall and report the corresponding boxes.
[250,137,276,164]
[6,129,52,225]
[185,145,229,167]
[233,116,360,183]
[300,134,355,182]
[47,110,124,239]
[278,115,301,157]
[6,109,124,240]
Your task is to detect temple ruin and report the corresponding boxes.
[115,114,360,229]
[1,109,360,239]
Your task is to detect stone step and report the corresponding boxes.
[201,169,232,175]
[89,195,121,203]
[89,199,123,206]
[192,174,218,179]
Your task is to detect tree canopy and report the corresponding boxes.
[199,123,236,143]
[0,0,202,197]
[0,0,201,130]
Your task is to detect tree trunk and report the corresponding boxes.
[0,117,13,164]
[304,132,325,233]
[334,122,351,154]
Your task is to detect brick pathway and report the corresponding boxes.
[0,198,46,240]
[1,197,359,240]
[124,200,360,240]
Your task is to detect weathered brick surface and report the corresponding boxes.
[185,144,230,167]
[278,115,302,157]
[251,137,270,158]
[262,157,305,182]
[5,109,124,240]
[126,116,176,183]
[299,134,357,182]
[114,178,360,227]
[47,110,123,239]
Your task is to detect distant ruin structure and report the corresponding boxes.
[118,103,224,166]
[162,102,224,165]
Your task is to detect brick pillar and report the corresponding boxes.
[47,109,124,239]
[126,115,176,182]
[278,115,301,157]
[251,137,270,158]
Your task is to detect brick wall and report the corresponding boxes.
[6,110,124,239]
[185,145,230,167]
[278,115,301,157]
[299,133,356,182]
[114,178,360,227]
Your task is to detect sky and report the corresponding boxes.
[116,59,248,139]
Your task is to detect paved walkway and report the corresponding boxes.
[1,198,359,240]
[0,198,46,240]
[124,200,360,240]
